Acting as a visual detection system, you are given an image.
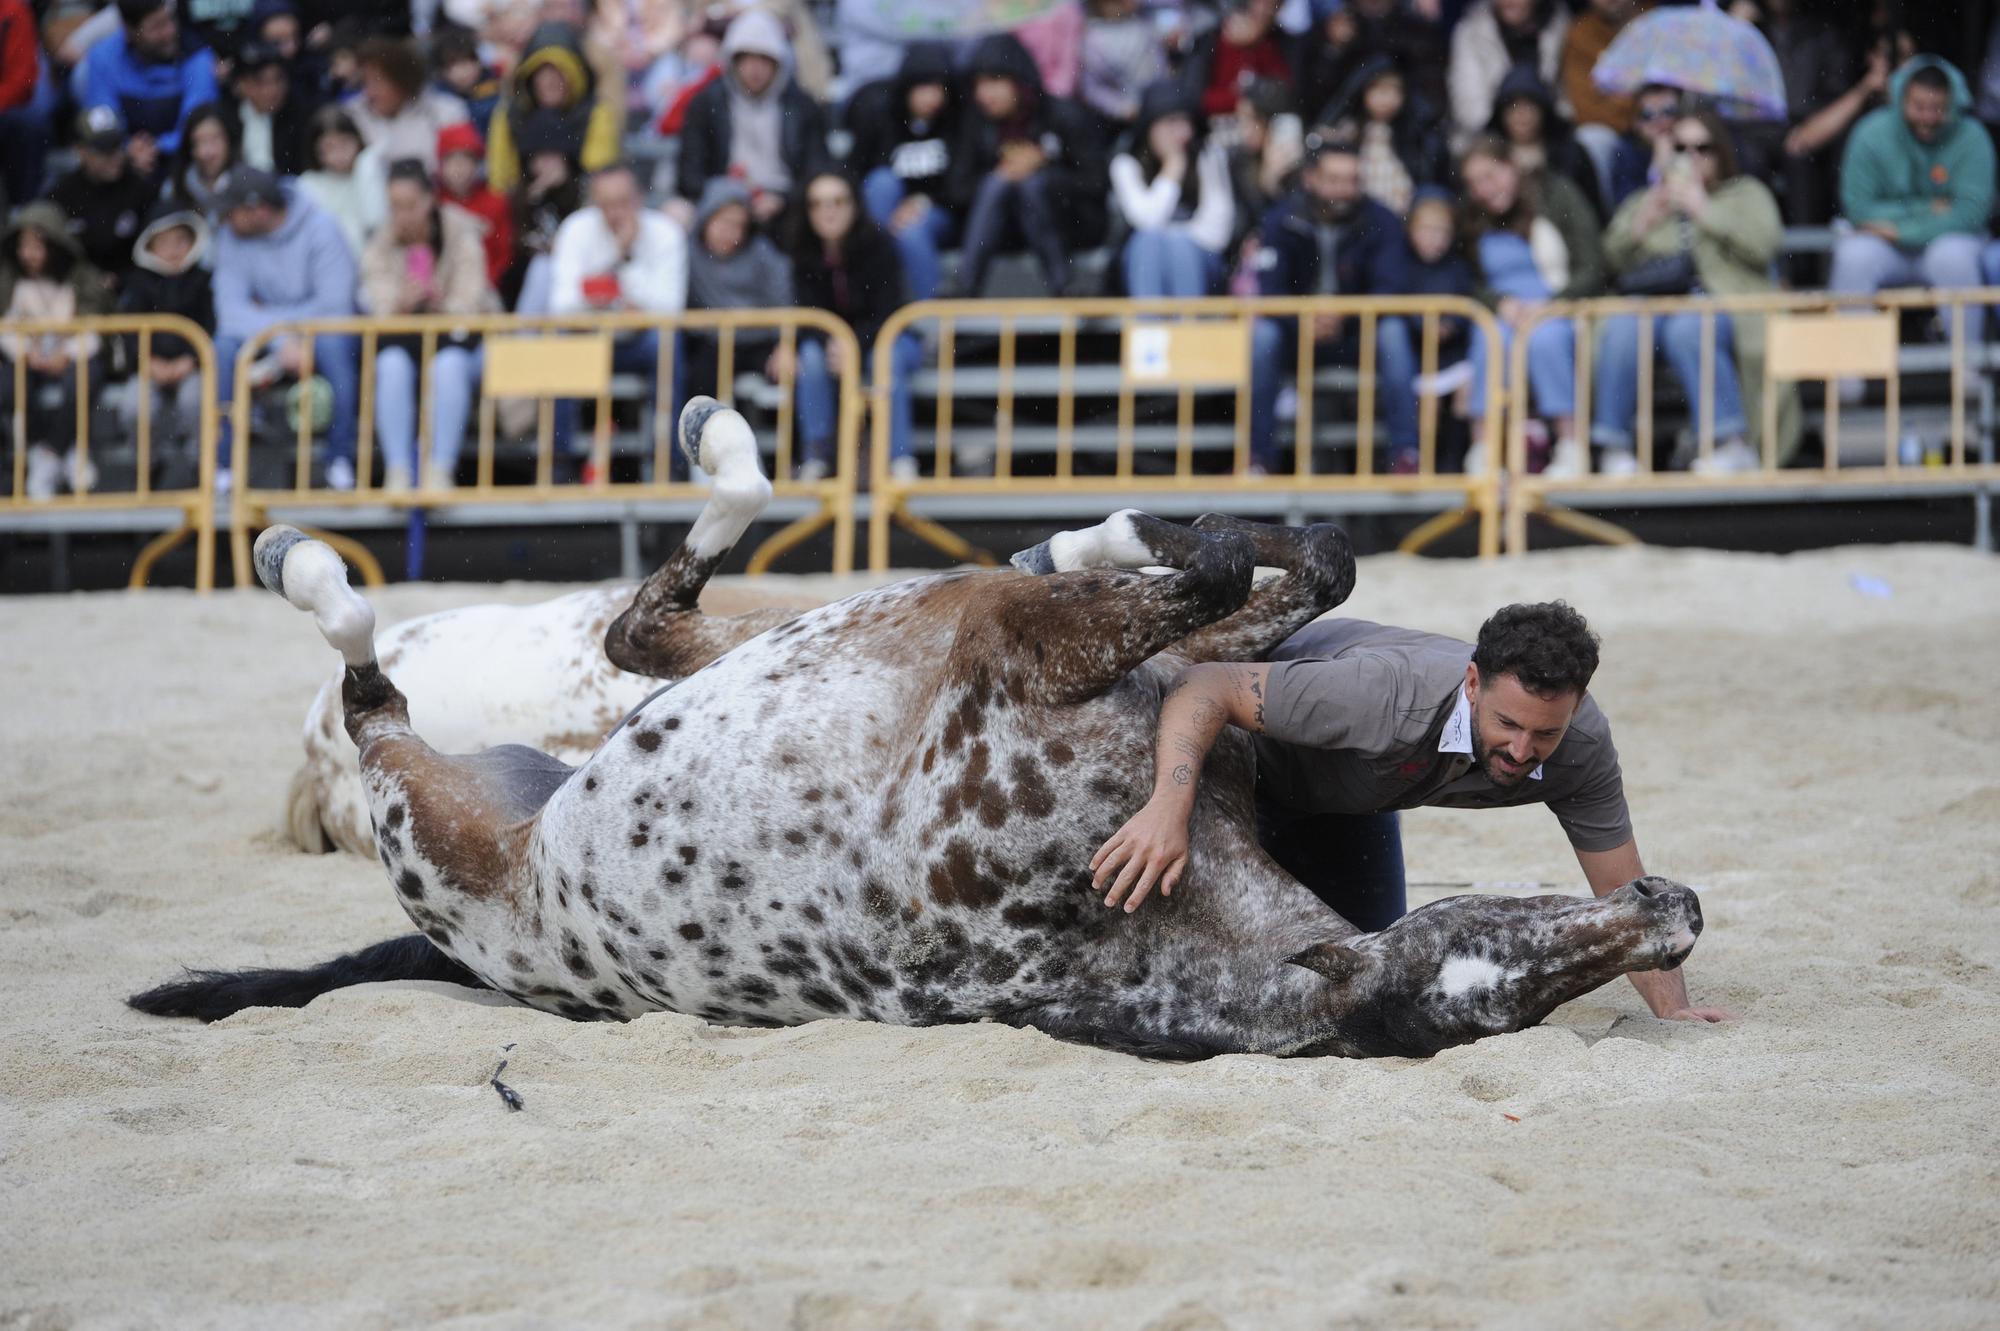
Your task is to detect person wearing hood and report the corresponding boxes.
[1321,57,1449,218]
[1447,0,1569,148]
[47,106,158,294]
[672,10,831,234]
[210,167,362,490]
[115,203,215,473]
[484,21,624,197]
[226,39,317,176]
[945,32,1109,297]
[1831,56,1994,308]
[349,36,470,172]
[847,42,960,302]
[1,204,109,499]
[1245,136,1420,473]
[504,119,587,313]
[361,159,502,492]
[687,174,791,318]
[81,0,220,178]
[547,163,689,470]
[1487,64,1607,219]
[245,0,328,102]
[1111,79,1234,297]
[1294,0,1448,129]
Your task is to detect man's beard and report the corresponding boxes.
[1474,734,1534,787]
[1312,195,1356,224]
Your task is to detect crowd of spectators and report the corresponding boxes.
[2,0,1999,498]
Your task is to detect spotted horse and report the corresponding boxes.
[130,399,1702,1058]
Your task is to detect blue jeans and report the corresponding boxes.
[957,169,1069,293]
[796,331,923,468]
[1467,316,1575,419]
[1590,312,1746,451]
[552,330,664,460]
[1982,240,2000,336]
[215,331,360,471]
[1122,230,1221,298]
[375,343,481,476]
[862,167,956,303]
[1256,803,1407,932]
[1248,314,1420,470]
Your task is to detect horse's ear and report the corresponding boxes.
[1286,942,1368,986]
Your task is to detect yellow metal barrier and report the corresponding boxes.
[866,296,1508,571]
[1502,288,2000,553]
[225,309,865,586]
[1,314,219,589]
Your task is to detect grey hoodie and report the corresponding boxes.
[688,178,793,314]
[721,10,794,194]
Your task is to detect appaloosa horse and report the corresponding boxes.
[131,400,1700,1058]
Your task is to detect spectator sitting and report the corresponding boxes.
[1448,0,1569,149]
[321,19,370,101]
[945,32,1109,297]
[81,0,220,181]
[1400,187,1476,363]
[47,107,157,294]
[649,14,726,140]
[0,204,108,499]
[684,177,792,401]
[1078,0,1168,128]
[227,40,315,175]
[360,159,500,492]
[1831,56,1995,345]
[1245,138,1421,474]
[115,202,215,478]
[245,0,325,102]
[1295,0,1448,127]
[1755,3,1892,226]
[298,105,386,260]
[783,170,922,483]
[485,21,623,195]
[349,36,469,172]
[210,167,361,491]
[503,124,586,312]
[1456,134,1606,478]
[1597,82,1679,216]
[167,102,240,219]
[671,10,830,235]
[1487,64,1606,218]
[1594,109,1794,477]
[431,25,502,129]
[1323,57,1450,218]
[0,0,50,208]
[437,122,515,291]
[1110,79,1234,298]
[547,163,688,470]
[1184,0,1291,121]
[1559,0,1644,209]
[848,41,960,302]
[1225,78,1303,263]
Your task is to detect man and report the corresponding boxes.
[80,0,219,179]
[1092,601,1731,1024]
[672,10,830,232]
[547,163,688,473]
[1247,137,1420,474]
[1830,56,1994,303]
[227,40,315,175]
[46,107,157,292]
[211,167,360,491]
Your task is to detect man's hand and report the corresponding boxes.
[1310,312,1343,342]
[1858,219,1899,242]
[889,195,930,232]
[1093,796,1191,913]
[765,342,795,382]
[751,190,785,223]
[998,141,1045,181]
[1663,1005,1735,1023]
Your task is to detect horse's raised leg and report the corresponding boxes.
[602,397,797,679]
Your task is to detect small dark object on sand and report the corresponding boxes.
[490,1053,525,1112]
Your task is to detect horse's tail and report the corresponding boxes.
[127,934,488,1022]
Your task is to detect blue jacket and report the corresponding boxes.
[81,29,218,154]
[1256,193,1411,299]
[211,185,356,340]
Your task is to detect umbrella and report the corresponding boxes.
[1593,0,1787,121]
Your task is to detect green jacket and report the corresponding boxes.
[1839,55,1996,250]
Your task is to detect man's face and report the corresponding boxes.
[1464,667,1580,787]
[261,14,300,59]
[702,203,748,257]
[1902,81,1949,143]
[1636,91,1679,143]
[530,63,570,108]
[592,171,641,240]
[1493,0,1533,26]
[131,7,178,60]
[733,52,779,97]
[80,144,126,181]
[973,74,1020,121]
[226,202,280,238]
[239,64,289,114]
[1304,151,1361,219]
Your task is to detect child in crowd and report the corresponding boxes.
[432,26,503,129]
[322,21,371,102]
[437,123,515,290]
[298,106,384,259]
[1398,187,1478,465]
[116,204,215,481]
[1,205,107,499]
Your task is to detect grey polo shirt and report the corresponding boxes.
[1251,619,1634,853]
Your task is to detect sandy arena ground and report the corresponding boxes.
[2,544,1998,1329]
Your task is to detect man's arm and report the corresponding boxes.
[1093,662,1268,912]
[1576,838,1732,1023]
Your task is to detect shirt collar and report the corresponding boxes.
[1440,685,1542,780]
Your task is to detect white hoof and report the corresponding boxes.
[678,400,772,560]
[254,526,377,668]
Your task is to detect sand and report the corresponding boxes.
[2,545,1997,1330]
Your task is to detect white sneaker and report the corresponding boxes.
[1274,386,1298,422]
[64,452,98,494]
[1692,438,1760,475]
[422,464,457,492]
[214,467,233,497]
[1543,437,1586,479]
[889,455,919,482]
[796,457,830,483]
[1461,441,1489,476]
[25,446,59,501]
[1597,448,1640,478]
[325,457,356,491]
[383,465,413,493]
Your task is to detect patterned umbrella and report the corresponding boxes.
[1593,0,1787,120]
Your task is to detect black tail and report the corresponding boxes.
[127,933,488,1022]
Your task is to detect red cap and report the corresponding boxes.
[437,122,485,161]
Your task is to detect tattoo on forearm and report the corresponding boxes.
[1171,764,1192,785]
[1190,697,1225,729]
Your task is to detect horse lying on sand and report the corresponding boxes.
[131,399,1700,1059]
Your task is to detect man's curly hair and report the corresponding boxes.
[1471,601,1599,697]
